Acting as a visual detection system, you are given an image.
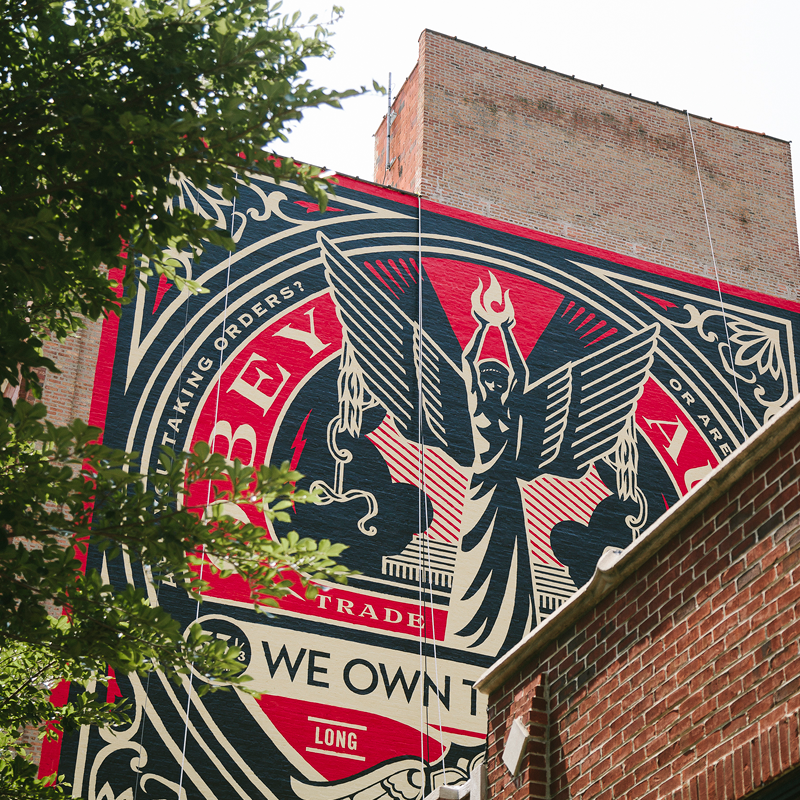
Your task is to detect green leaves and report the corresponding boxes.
[0,400,355,795]
[0,4,371,794]
[0,0,362,394]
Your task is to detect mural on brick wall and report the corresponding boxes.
[57,173,800,799]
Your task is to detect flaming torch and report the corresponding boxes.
[470,272,515,326]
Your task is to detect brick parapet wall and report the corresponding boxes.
[374,62,421,194]
[377,30,800,302]
[482,402,800,799]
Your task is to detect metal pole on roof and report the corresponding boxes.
[385,73,397,174]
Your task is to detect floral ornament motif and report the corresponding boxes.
[426,753,485,792]
[726,318,784,382]
[383,768,425,800]
[167,173,303,244]
[95,782,135,800]
[88,673,151,800]
[168,171,233,231]
[678,305,790,424]
[291,759,440,800]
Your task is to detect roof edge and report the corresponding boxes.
[421,29,790,145]
[475,391,800,696]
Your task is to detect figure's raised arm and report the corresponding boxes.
[462,315,490,397]
[499,316,528,395]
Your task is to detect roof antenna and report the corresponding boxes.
[385,72,398,175]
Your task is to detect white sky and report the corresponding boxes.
[284,0,800,219]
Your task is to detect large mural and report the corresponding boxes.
[56,173,800,799]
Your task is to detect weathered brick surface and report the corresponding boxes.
[375,30,800,301]
[374,62,420,193]
[40,316,104,427]
[485,425,800,798]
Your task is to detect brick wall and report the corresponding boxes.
[374,63,420,194]
[375,30,800,302]
[477,396,800,799]
[40,317,104,427]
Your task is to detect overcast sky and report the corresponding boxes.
[284,0,799,212]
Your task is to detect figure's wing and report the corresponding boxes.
[526,323,659,489]
[318,233,467,452]
[536,362,573,469]
[414,327,462,448]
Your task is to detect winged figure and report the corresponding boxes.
[316,232,659,656]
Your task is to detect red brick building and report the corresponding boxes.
[375,30,799,302]
[32,29,800,800]
[378,30,800,800]
[475,391,800,800]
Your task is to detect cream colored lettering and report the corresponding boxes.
[172,398,190,415]
[237,313,253,328]
[317,594,332,610]
[224,323,242,339]
[167,418,181,433]
[274,308,330,357]
[681,391,695,405]
[186,371,204,388]
[720,443,732,456]
[407,613,424,628]
[197,357,214,371]
[359,604,378,620]
[209,420,257,466]
[709,428,723,441]
[699,414,711,427]
[643,416,688,464]
[337,598,354,615]
[384,608,402,623]
[313,725,356,751]
[252,302,267,317]
[684,461,713,492]
[227,353,290,415]
[265,294,280,308]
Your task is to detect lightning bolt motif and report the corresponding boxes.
[289,411,312,471]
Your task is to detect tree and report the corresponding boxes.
[0,0,374,394]
[0,1,367,796]
[0,403,350,799]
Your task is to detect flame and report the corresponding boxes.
[471,272,513,324]
[470,278,485,313]
[483,272,505,314]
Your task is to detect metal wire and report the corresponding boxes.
[415,193,447,793]
[416,192,427,796]
[133,287,193,800]
[176,195,236,796]
[686,111,746,438]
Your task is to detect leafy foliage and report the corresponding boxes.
[0,401,352,797]
[0,0,369,394]
[0,1,368,795]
